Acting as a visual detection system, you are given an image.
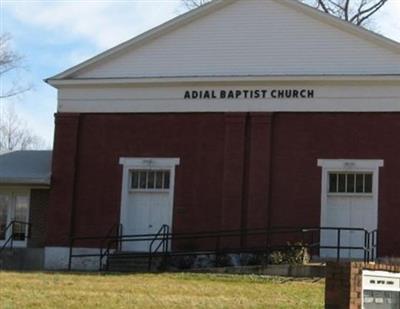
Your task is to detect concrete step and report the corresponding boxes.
[107,259,149,264]
[106,252,163,272]
[0,248,44,270]
[107,264,150,272]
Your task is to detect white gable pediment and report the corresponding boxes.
[57,0,400,80]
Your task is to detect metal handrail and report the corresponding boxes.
[99,223,123,271]
[68,225,378,271]
[148,224,169,271]
[369,229,378,260]
[0,220,31,255]
[68,222,123,271]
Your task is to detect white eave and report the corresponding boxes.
[47,74,400,87]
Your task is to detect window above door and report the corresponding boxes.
[328,172,373,194]
[318,159,384,197]
[130,169,170,191]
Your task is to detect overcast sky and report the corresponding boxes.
[1,0,400,147]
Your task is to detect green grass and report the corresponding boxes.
[0,272,324,309]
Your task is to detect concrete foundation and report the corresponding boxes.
[44,246,101,271]
[0,248,44,270]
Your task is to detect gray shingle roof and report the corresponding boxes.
[0,151,52,185]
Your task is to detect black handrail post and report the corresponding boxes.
[372,230,377,262]
[372,231,375,261]
[68,237,73,271]
[163,225,169,271]
[10,222,14,250]
[263,230,269,268]
[148,249,153,271]
[116,224,122,252]
[365,231,368,263]
[363,230,367,263]
[374,231,376,261]
[99,247,103,271]
[27,222,32,240]
[310,230,314,259]
[148,243,154,272]
[336,228,341,262]
[365,231,369,263]
[375,230,378,261]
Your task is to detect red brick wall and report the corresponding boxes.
[325,262,400,309]
[47,114,80,246]
[47,112,400,256]
[269,113,400,256]
[28,189,50,248]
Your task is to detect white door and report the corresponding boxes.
[0,189,30,248]
[120,161,178,252]
[319,160,383,260]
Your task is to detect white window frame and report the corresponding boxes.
[119,157,180,233]
[129,169,172,193]
[317,159,384,229]
[327,172,374,197]
[0,187,31,248]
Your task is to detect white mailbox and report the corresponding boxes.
[363,270,400,309]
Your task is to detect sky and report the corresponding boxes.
[1,0,400,148]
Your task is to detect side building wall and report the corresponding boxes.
[28,189,49,248]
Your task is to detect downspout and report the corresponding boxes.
[69,114,82,247]
[266,113,275,239]
[240,112,251,248]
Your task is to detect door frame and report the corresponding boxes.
[318,159,383,231]
[0,187,31,248]
[119,157,180,240]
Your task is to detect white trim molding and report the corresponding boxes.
[47,75,400,87]
[56,81,400,113]
[317,159,384,171]
[119,157,180,169]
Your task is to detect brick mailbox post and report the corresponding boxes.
[325,262,400,309]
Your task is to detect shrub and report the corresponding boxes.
[268,242,310,265]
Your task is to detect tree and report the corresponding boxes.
[0,104,45,151]
[0,34,43,151]
[307,0,388,26]
[182,0,211,10]
[181,0,388,27]
[0,33,31,99]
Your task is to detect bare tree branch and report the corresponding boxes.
[0,104,45,151]
[182,0,211,10]
[318,0,331,13]
[350,0,388,25]
[312,0,388,26]
[0,33,32,100]
[181,0,388,28]
[344,0,350,20]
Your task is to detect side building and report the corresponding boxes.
[0,151,51,270]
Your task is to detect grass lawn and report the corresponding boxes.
[0,272,324,309]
